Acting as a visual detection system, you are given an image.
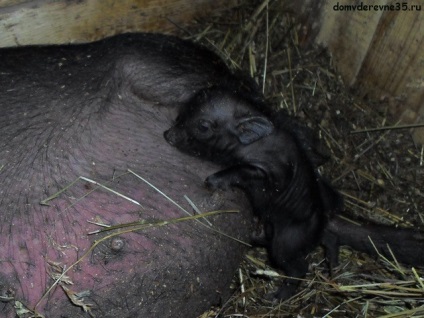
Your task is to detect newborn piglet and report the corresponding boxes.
[164,86,424,299]
[164,87,341,300]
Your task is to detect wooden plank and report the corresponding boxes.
[298,0,424,143]
[355,10,424,117]
[0,0,31,7]
[315,0,385,86]
[0,0,235,47]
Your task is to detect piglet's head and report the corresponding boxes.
[164,87,273,163]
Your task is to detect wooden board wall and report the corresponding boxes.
[294,0,423,144]
[0,0,235,46]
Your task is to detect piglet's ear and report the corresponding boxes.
[236,116,274,145]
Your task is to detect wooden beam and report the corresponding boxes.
[0,0,236,47]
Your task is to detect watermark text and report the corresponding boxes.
[333,2,421,11]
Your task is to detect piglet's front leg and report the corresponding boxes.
[205,164,265,191]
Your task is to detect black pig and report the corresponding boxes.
[0,33,257,318]
[164,87,342,299]
[164,86,424,300]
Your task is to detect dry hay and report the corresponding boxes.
[178,0,424,317]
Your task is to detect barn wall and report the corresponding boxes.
[292,0,423,144]
[0,0,236,46]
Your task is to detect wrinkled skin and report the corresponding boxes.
[0,33,253,317]
[164,87,342,299]
[164,87,424,299]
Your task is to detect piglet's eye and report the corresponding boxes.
[194,119,215,140]
[197,119,212,133]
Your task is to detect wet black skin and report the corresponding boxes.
[164,87,342,299]
[324,217,424,268]
[164,87,424,300]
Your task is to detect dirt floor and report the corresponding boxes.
[179,0,424,317]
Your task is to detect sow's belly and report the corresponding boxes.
[0,33,252,318]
